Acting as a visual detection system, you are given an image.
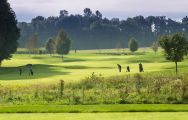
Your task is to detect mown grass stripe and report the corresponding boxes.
[0,104,188,113]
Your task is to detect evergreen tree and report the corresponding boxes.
[0,0,20,66]
[128,38,138,52]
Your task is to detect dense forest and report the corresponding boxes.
[18,8,188,49]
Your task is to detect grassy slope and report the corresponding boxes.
[0,48,188,86]
[0,104,188,113]
[0,113,187,120]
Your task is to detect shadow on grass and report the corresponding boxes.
[63,65,113,69]
[163,64,188,70]
[125,59,153,64]
[95,52,146,56]
[0,64,70,80]
[51,56,87,63]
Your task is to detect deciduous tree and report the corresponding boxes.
[128,38,138,52]
[26,34,40,54]
[151,42,159,54]
[159,33,188,74]
[45,38,56,55]
[56,29,71,60]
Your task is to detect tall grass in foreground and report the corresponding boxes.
[0,72,188,105]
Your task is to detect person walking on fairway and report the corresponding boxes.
[117,64,122,72]
[126,66,130,72]
[30,68,34,76]
[19,68,22,76]
[27,64,34,76]
[139,63,144,72]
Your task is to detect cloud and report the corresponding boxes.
[8,0,188,22]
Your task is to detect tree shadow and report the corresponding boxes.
[163,64,188,70]
[63,65,113,69]
[96,58,122,61]
[95,52,146,56]
[0,64,70,80]
[125,58,153,63]
[52,56,87,63]
[63,58,86,63]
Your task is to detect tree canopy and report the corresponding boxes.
[159,33,188,73]
[128,38,138,52]
[56,29,71,55]
[45,38,56,55]
[26,34,40,54]
[0,0,20,66]
[18,9,188,50]
[151,42,159,54]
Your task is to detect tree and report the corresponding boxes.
[151,42,158,54]
[56,29,71,60]
[26,34,40,54]
[18,9,188,50]
[159,33,188,74]
[128,38,138,52]
[0,0,20,66]
[45,38,56,55]
[95,10,102,19]
[59,10,69,17]
[83,8,92,17]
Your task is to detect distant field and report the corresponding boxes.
[0,48,188,86]
[0,113,187,120]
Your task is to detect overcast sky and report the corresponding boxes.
[8,0,188,22]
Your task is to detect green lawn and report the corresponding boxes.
[0,113,187,120]
[0,104,188,113]
[0,48,188,86]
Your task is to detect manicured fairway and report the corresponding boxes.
[0,48,188,86]
[0,104,188,113]
[0,113,187,120]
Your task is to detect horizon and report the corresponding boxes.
[9,0,188,22]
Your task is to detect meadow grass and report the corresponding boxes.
[0,112,187,120]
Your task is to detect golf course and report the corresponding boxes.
[1,0,188,119]
[1,48,187,85]
[0,48,188,120]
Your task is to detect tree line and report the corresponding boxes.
[18,8,188,50]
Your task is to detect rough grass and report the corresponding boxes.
[0,113,187,120]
